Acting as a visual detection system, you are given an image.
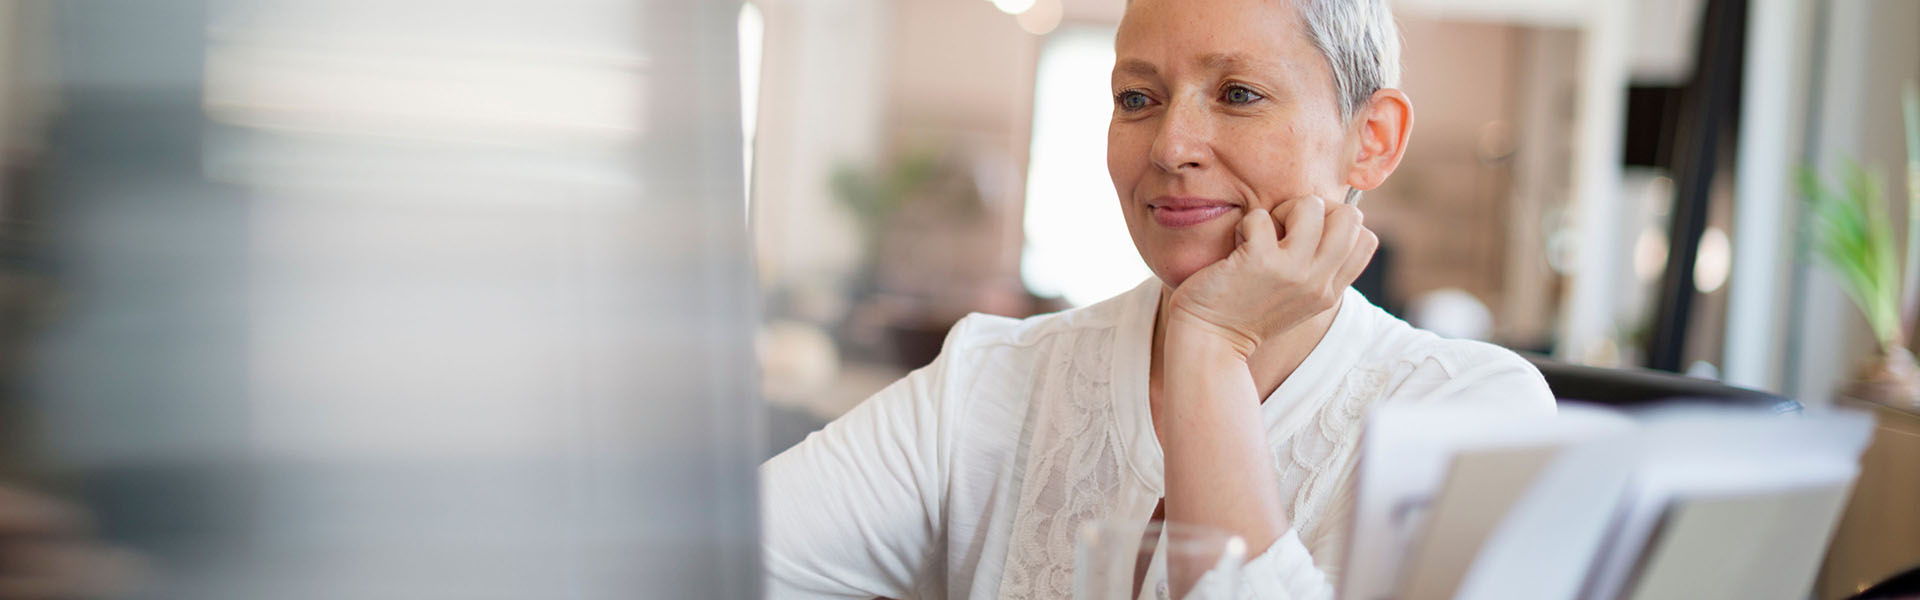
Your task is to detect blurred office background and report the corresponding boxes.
[742,4,1920,593]
[744,0,1919,438]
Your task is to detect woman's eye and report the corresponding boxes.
[1223,85,1264,105]
[1116,91,1152,111]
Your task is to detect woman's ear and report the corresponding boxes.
[1344,88,1414,193]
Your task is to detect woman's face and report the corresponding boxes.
[1108,0,1358,289]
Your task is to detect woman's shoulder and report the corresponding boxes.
[1353,304,1555,412]
[941,281,1150,355]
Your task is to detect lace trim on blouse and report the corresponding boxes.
[999,330,1128,600]
[996,330,1401,599]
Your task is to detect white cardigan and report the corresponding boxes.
[762,279,1555,599]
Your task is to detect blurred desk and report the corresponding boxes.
[1820,398,1920,599]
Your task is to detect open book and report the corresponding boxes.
[1339,403,1874,600]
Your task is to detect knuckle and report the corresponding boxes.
[1334,208,1359,228]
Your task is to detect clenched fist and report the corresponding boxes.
[1164,196,1378,359]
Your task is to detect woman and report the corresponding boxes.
[762,0,1554,598]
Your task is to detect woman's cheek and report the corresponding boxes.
[1259,147,1333,203]
[1107,121,1149,158]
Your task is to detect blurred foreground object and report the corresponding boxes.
[1347,403,1873,600]
[0,485,145,598]
[18,1,761,598]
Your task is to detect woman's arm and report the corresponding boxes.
[761,321,970,599]
[1160,196,1375,590]
[1160,326,1289,553]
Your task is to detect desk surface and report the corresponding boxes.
[1820,398,1920,599]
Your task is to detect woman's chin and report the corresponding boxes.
[1131,223,1237,289]
[1147,249,1230,290]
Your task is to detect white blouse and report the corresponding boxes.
[762,279,1555,599]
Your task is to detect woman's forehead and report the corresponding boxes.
[1114,0,1311,71]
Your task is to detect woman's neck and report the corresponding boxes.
[1148,285,1342,408]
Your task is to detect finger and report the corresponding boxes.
[1275,196,1326,260]
[1315,204,1363,274]
[1332,228,1380,290]
[1236,205,1278,257]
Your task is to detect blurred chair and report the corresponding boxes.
[1521,354,1803,414]
[1846,563,1920,600]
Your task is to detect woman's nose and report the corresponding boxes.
[1149,99,1214,173]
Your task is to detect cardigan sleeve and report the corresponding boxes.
[760,317,978,599]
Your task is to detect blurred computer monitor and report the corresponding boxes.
[21,1,762,598]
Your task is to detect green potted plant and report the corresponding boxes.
[829,151,940,273]
[828,149,995,368]
[1798,82,1920,411]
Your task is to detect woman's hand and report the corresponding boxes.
[1165,196,1378,359]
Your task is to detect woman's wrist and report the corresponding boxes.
[1164,306,1260,362]
[1152,311,1259,367]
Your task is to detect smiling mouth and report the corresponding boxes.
[1147,199,1236,228]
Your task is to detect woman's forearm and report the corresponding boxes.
[1160,319,1290,556]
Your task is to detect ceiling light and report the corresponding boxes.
[992,0,1036,15]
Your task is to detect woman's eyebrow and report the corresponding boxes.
[1113,53,1271,82]
[1197,52,1264,72]
[1114,58,1158,79]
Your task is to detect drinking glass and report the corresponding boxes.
[1074,519,1247,600]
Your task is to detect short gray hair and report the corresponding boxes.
[1298,0,1402,122]
[1120,0,1404,121]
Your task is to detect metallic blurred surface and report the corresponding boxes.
[9,0,762,597]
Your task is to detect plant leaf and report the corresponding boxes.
[1801,162,1905,345]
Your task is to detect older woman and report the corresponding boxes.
[762,0,1554,598]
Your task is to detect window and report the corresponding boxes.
[1020,26,1148,306]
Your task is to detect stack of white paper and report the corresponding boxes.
[1341,403,1874,600]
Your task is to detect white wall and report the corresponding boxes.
[750,0,888,290]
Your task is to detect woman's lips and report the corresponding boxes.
[1148,199,1235,228]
